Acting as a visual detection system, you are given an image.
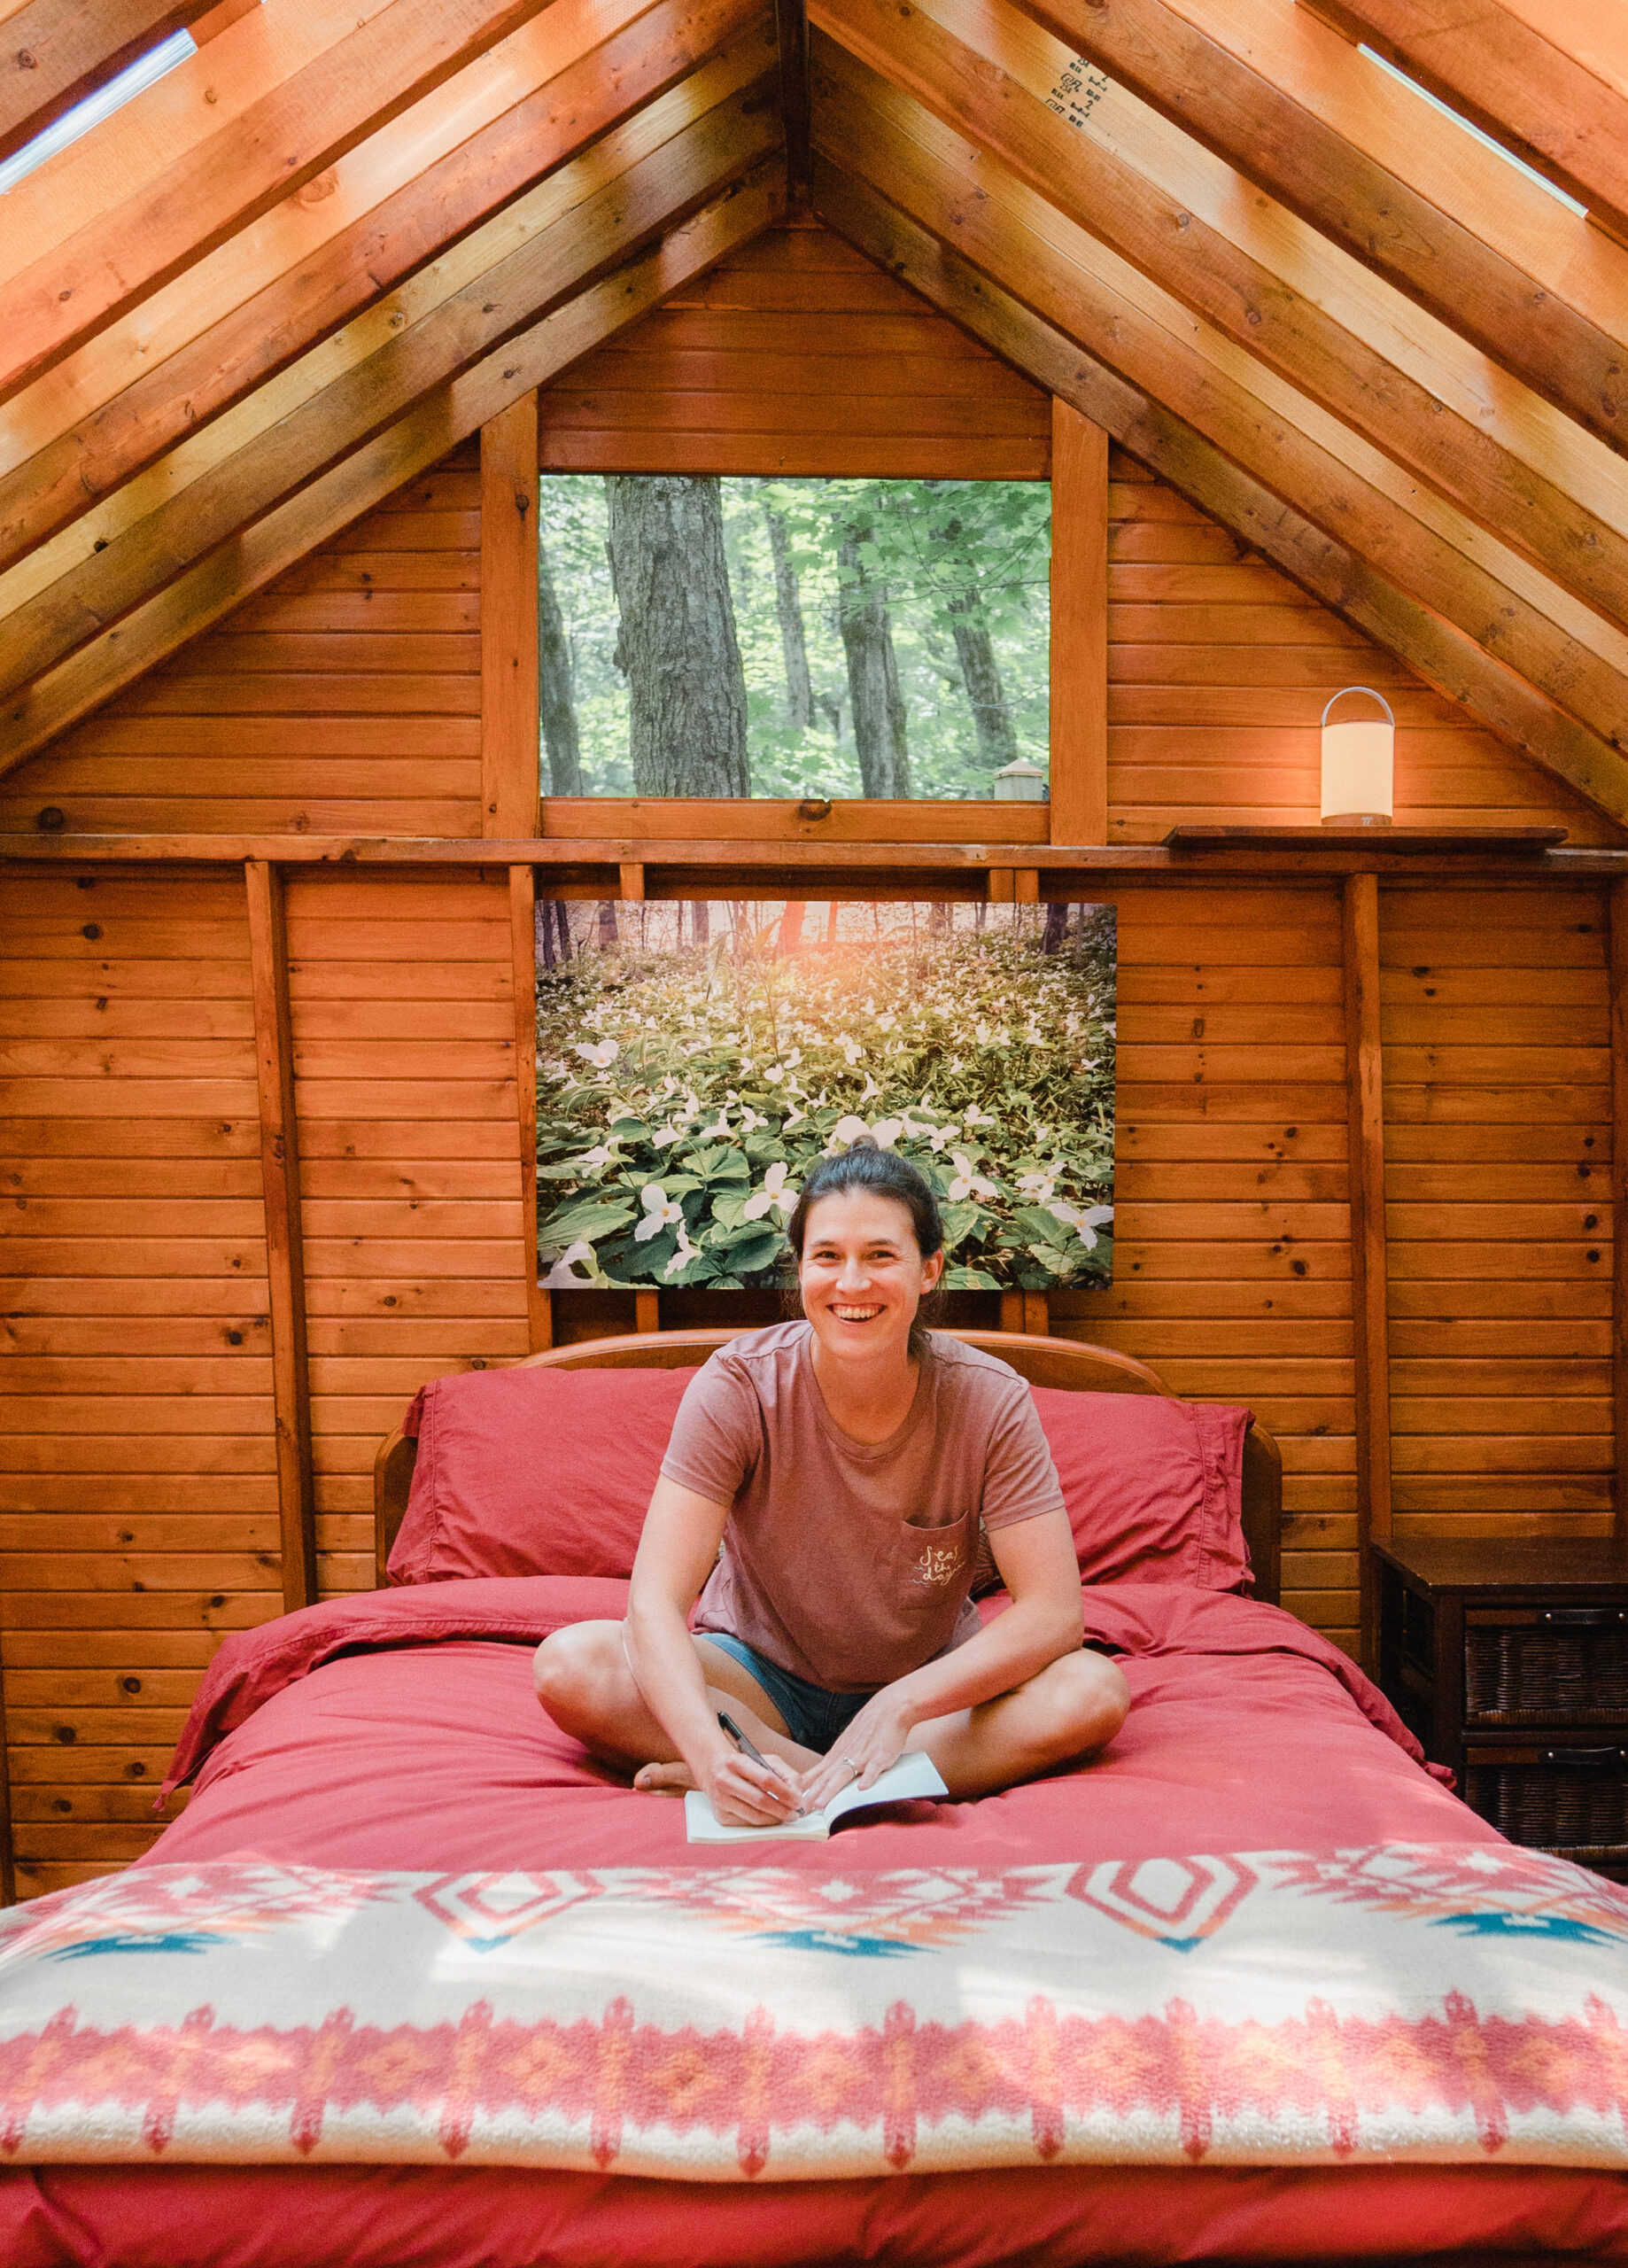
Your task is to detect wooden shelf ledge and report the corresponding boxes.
[4,831,1621,882]
[1165,824,1569,852]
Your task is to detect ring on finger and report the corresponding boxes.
[840,1754,862,1779]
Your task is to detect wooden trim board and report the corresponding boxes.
[1048,399,1108,847]
[244,858,318,1613]
[482,396,542,840]
[1343,870,1391,1669]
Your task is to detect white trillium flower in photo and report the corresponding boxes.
[827,1114,872,1152]
[635,1184,685,1242]
[963,1104,996,1130]
[664,1223,702,1280]
[838,1037,864,1066]
[869,1118,903,1149]
[578,1137,623,1170]
[574,1038,619,1069]
[542,1240,599,1288]
[1017,1170,1058,1204]
[947,1152,999,1203]
[742,1161,799,1223]
[1048,1200,1115,1248]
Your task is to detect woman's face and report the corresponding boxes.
[797,1188,943,1364]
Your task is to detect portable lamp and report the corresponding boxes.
[1320,687,1395,827]
[993,757,1049,803]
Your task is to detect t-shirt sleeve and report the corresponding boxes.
[659,1355,762,1505]
[979,1381,1067,1531]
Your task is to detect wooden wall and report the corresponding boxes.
[538,215,1050,477]
[1,870,277,1882]
[0,217,1616,1893]
[1105,457,1626,849]
[0,445,485,843]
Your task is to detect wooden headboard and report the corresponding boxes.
[374,1329,1283,1605]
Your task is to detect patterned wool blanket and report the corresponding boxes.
[0,1844,1624,2179]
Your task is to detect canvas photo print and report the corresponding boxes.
[534,898,1114,1294]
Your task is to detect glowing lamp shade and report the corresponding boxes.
[1320,687,1394,827]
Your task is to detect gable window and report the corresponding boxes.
[537,473,1051,805]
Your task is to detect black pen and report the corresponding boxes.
[717,1711,803,1813]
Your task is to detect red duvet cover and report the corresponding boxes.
[4,1576,1625,2265]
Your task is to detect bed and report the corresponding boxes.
[1,1328,1625,2268]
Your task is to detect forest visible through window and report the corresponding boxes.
[537,474,1050,799]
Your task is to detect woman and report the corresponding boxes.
[533,1142,1129,1827]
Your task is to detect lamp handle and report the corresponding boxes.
[1321,686,1395,729]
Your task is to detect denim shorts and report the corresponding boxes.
[698,1630,873,1754]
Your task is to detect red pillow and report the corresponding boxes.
[388,1364,694,1584]
[1030,1387,1252,1592]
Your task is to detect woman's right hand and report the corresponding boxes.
[703,1745,806,1828]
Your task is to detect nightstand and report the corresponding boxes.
[1373,1536,1628,1882]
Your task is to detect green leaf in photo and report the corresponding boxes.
[539,1197,636,1252]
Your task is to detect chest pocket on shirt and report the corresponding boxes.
[897,1510,973,1602]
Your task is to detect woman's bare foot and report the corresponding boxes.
[632,1759,697,1796]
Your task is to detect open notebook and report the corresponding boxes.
[684,1751,950,1843]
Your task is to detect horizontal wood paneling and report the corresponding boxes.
[286,870,531,1599]
[0,869,276,1894]
[1051,882,1359,1650]
[1105,452,1627,850]
[1,444,483,843]
[538,215,1050,477]
[1380,884,1615,1540]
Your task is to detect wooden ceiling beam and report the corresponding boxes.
[0,0,215,166]
[0,0,657,485]
[805,84,1628,825]
[1307,0,1628,247]
[813,0,1628,633]
[0,0,570,402]
[0,0,758,577]
[0,164,785,776]
[999,0,1628,462]
[0,40,780,701]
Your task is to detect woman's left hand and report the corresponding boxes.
[800,1689,919,1814]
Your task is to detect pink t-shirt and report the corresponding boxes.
[660,1322,1066,1692]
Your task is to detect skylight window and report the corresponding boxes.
[1360,43,1588,216]
[0,28,198,198]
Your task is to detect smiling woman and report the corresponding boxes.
[531,1146,1129,1825]
[533,895,1116,1294]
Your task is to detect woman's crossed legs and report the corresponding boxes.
[532,1621,1128,1800]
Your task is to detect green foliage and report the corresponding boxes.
[537,475,1050,801]
[536,903,1113,1293]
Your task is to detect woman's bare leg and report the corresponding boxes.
[533,1620,819,1790]
[909,1650,1129,1799]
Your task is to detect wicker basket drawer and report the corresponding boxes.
[1463,1742,1628,1863]
[1464,1607,1628,1726]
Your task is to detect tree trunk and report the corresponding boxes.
[837,521,910,798]
[536,897,555,973]
[933,509,1019,775]
[606,475,749,796]
[598,901,619,949]
[777,900,804,956]
[947,587,1019,773]
[537,538,583,796]
[763,501,813,732]
[1042,900,1068,953]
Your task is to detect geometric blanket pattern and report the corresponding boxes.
[1,1845,1625,2179]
